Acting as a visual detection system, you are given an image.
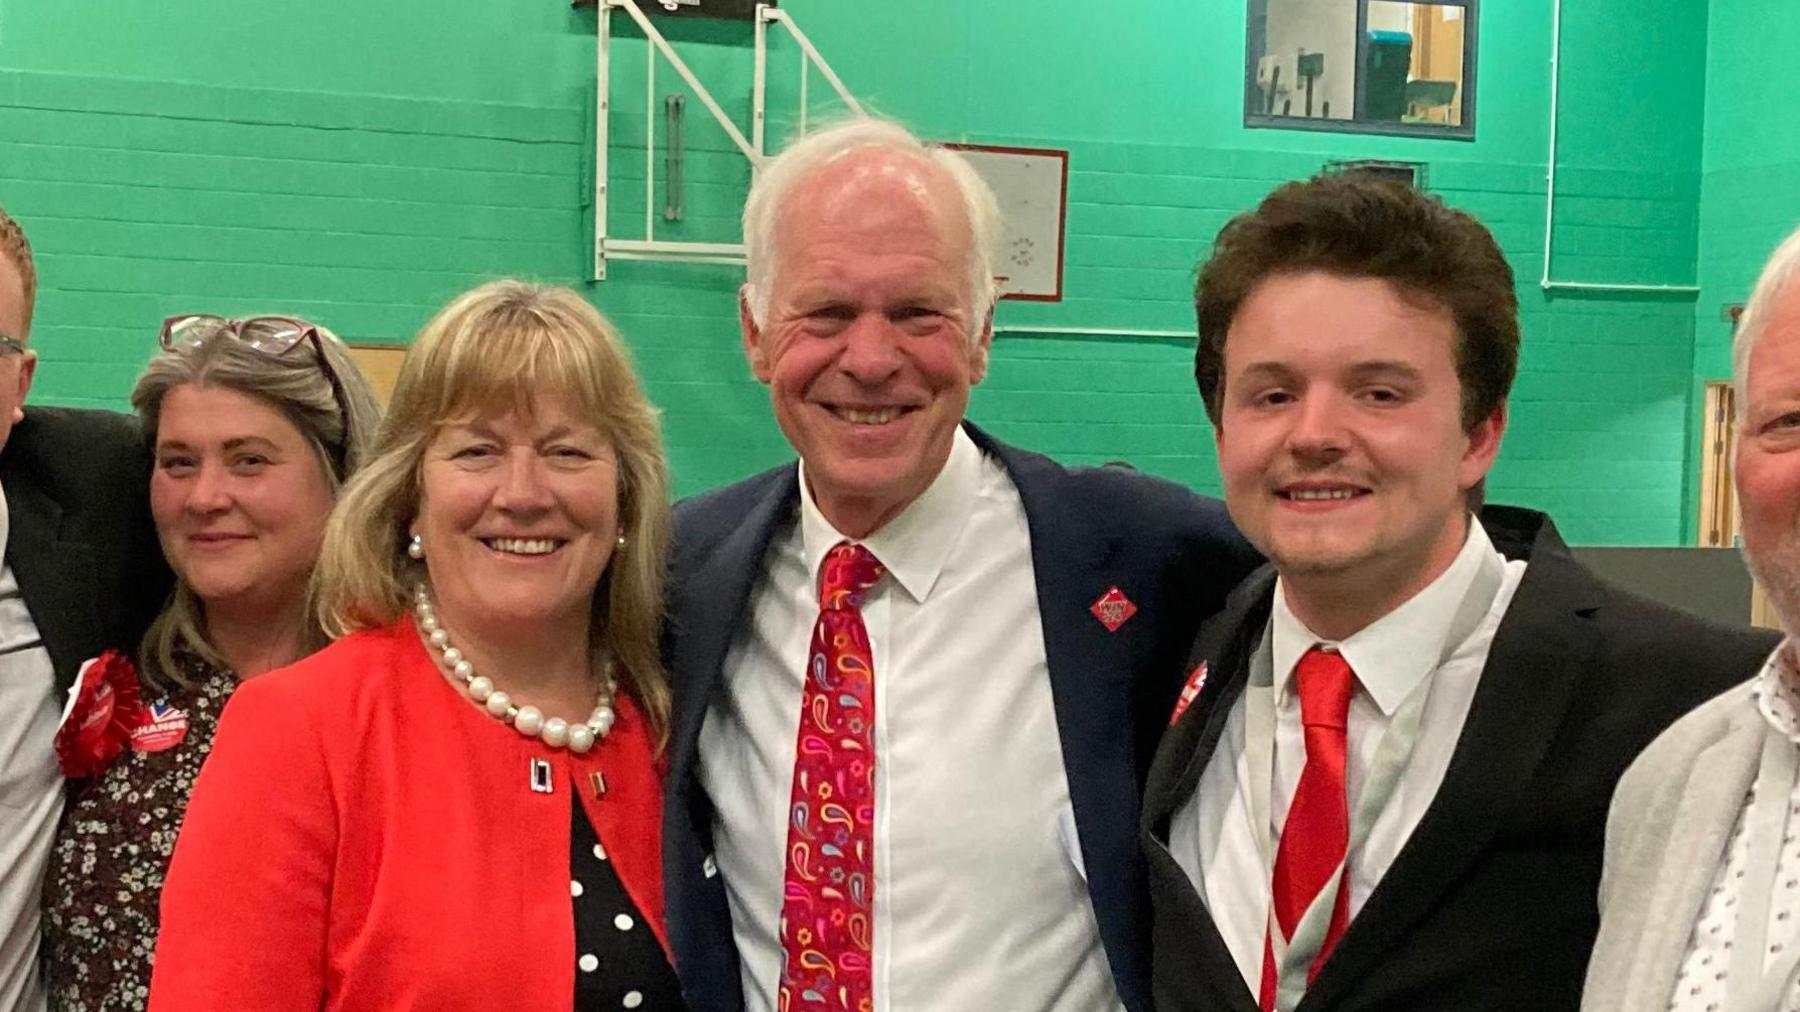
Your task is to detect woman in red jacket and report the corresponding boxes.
[149,280,683,1011]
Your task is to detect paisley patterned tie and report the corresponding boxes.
[778,541,886,1012]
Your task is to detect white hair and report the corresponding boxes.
[741,117,1003,337]
[1733,224,1800,413]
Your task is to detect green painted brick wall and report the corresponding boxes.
[0,0,1713,544]
[1697,0,1800,380]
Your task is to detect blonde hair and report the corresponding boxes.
[316,279,672,741]
[131,321,384,689]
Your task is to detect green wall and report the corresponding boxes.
[1697,0,1800,381]
[0,0,1718,543]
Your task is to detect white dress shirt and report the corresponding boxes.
[0,484,60,1012]
[1667,649,1800,1012]
[698,428,1124,1012]
[1171,519,1527,994]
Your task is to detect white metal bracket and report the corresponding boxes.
[592,0,864,280]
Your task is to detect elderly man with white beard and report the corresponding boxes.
[1585,226,1800,1012]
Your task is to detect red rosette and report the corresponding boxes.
[54,650,145,779]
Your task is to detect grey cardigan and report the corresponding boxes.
[1582,663,1789,1012]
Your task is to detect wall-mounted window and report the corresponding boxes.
[1245,0,1477,140]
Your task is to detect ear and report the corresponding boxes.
[1458,400,1508,491]
[968,306,996,385]
[740,287,773,385]
[12,349,36,423]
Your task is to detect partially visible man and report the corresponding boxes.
[1585,225,1800,1012]
[661,118,1260,1012]
[1141,174,1776,1012]
[0,205,167,1012]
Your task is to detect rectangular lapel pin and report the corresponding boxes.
[529,758,554,794]
[589,771,608,798]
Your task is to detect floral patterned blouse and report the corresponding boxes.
[41,653,236,1012]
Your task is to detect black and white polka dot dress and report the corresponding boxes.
[570,796,685,1010]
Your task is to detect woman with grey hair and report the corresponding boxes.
[41,314,380,1011]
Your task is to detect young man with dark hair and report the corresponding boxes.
[1141,174,1776,1011]
[0,204,167,1011]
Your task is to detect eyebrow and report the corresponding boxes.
[155,435,281,453]
[787,285,963,308]
[1345,360,1426,383]
[1234,359,1427,382]
[451,420,601,446]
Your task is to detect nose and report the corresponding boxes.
[186,461,232,515]
[836,314,904,384]
[1285,389,1350,464]
[493,449,554,515]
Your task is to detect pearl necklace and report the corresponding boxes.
[412,584,616,754]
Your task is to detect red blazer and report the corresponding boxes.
[148,621,670,1011]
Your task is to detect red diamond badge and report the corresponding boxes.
[1089,586,1138,632]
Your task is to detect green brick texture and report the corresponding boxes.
[0,0,1722,544]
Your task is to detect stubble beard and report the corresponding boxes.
[1746,534,1800,641]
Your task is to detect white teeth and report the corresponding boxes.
[836,406,903,425]
[1289,489,1360,501]
[487,538,559,555]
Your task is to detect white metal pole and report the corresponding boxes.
[1539,0,1698,295]
[594,4,613,281]
[646,49,657,243]
[993,324,1194,339]
[799,49,810,136]
[753,4,769,158]
[1540,0,1561,291]
[607,250,748,267]
[612,239,746,256]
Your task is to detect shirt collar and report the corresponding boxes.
[1271,516,1495,715]
[1753,640,1800,746]
[796,426,982,604]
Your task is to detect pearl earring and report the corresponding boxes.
[407,534,425,560]
[615,534,627,549]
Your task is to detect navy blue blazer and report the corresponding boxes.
[661,423,1260,1012]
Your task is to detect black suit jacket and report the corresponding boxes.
[1142,505,1779,1012]
[1,406,170,696]
[662,423,1262,1012]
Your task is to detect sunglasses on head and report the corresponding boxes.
[158,314,351,468]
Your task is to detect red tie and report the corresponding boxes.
[778,542,885,1012]
[1259,646,1356,1011]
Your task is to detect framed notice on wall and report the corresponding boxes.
[942,143,1069,302]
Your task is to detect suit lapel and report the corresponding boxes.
[1140,571,1276,1012]
[1143,569,1276,832]
[1300,515,1599,1009]
[666,469,801,789]
[1619,707,1765,1010]
[3,469,98,694]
